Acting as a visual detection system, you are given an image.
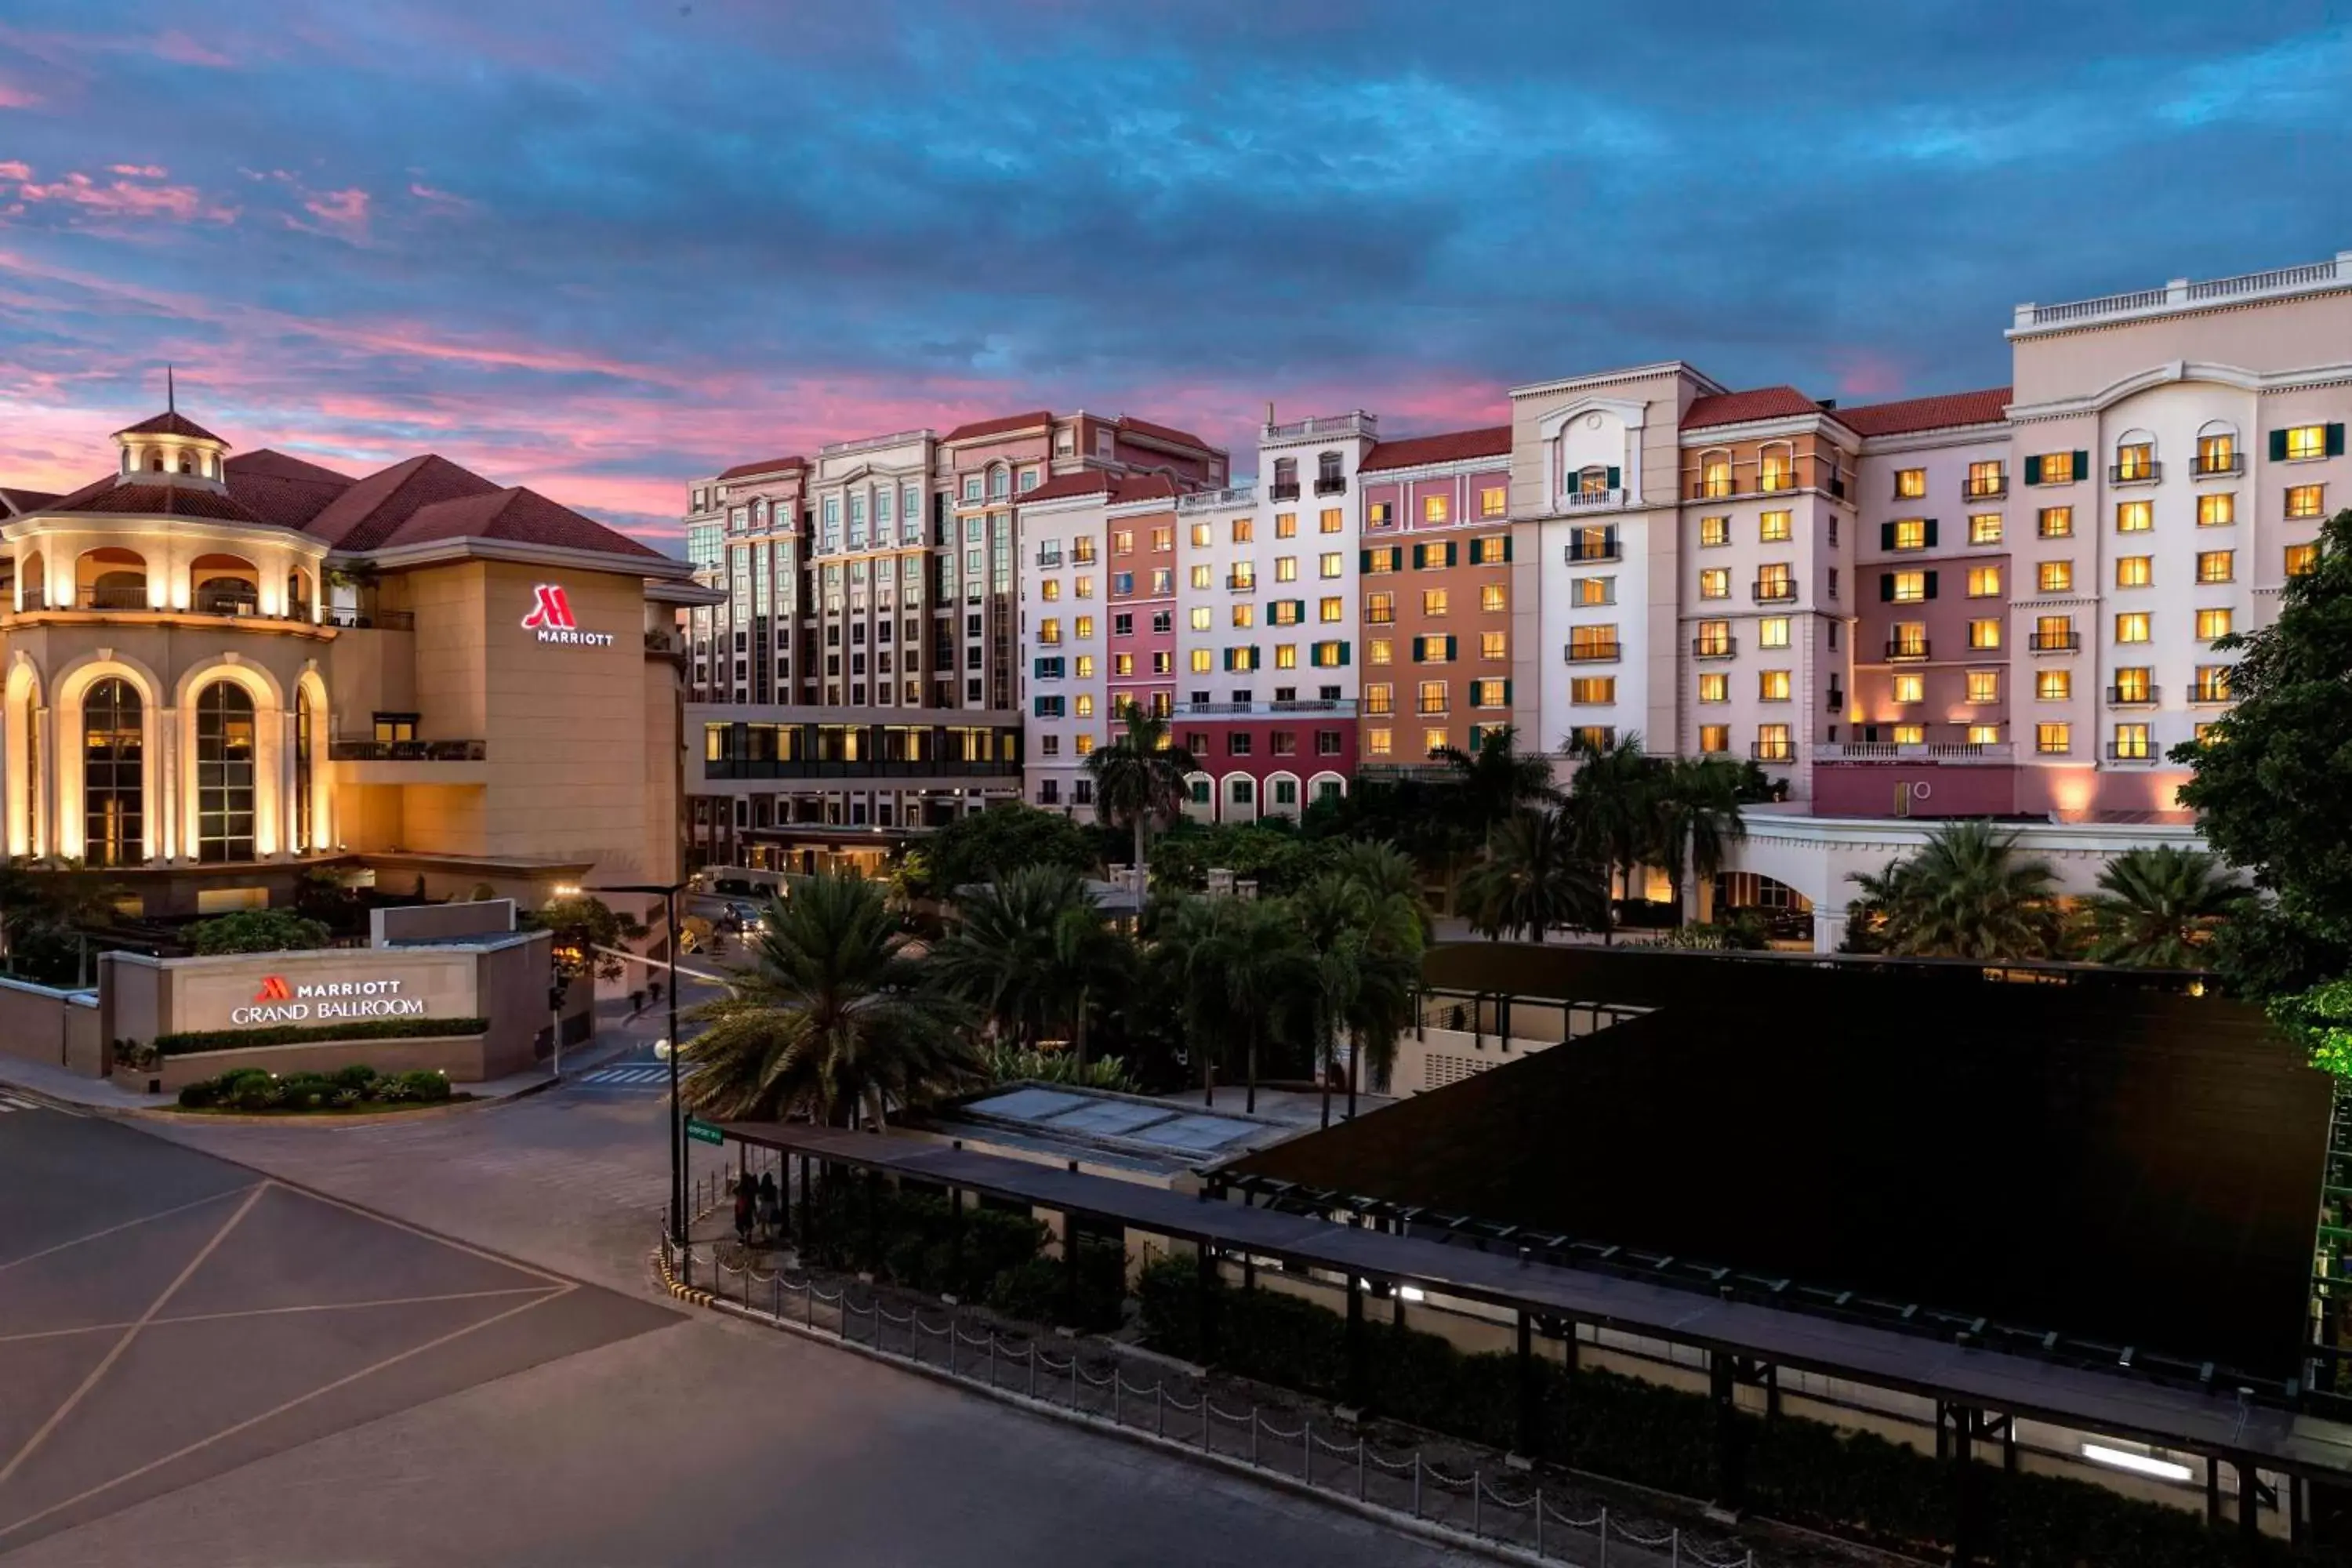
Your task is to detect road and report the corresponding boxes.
[0,1036,1471,1566]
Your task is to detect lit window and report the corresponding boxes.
[1112,530,1134,555]
[1755,723,1792,760]
[1274,514,1297,539]
[2036,723,2070,755]
[1479,485,1507,517]
[1966,459,2005,497]
[1276,644,1298,669]
[2196,433,2236,474]
[1313,641,1345,667]
[1473,679,1508,709]
[2287,543,2321,576]
[1889,622,1927,657]
[1966,724,2000,745]
[2038,561,2072,593]
[1700,453,1733,498]
[1472,535,1508,564]
[1699,724,1729,753]
[2034,615,2074,649]
[1759,670,1791,702]
[1892,724,1926,745]
[1076,692,1098,717]
[1191,565,1212,590]
[1274,556,1298,583]
[1969,514,2003,545]
[1189,607,1212,630]
[1573,577,1611,607]
[1074,576,1094,599]
[2198,493,2235,528]
[1111,654,1130,676]
[2036,670,2070,701]
[1480,632,1506,661]
[1190,649,1212,672]
[1037,618,1062,645]
[1367,591,1394,625]
[1319,597,1343,622]
[1890,571,1926,602]
[1417,680,1448,713]
[1367,502,1393,530]
[1152,527,1172,551]
[1041,579,1062,603]
[1190,522,1212,547]
[2196,550,2234,584]
[2113,666,2151,702]
[1759,617,1790,649]
[1368,728,1392,757]
[1320,509,1344,534]
[1699,568,1729,600]
[1320,553,1344,579]
[1695,620,1733,656]
[1423,728,1449,756]
[2115,556,2152,588]
[1417,636,1451,663]
[2115,501,2152,533]
[1894,468,1926,499]
[1697,673,1728,703]
[1232,604,1254,628]
[2114,612,2151,644]
[1893,519,1927,551]
[2194,666,2231,702]
[1967,566,2002,597]
[2112,723,2150,760]
[1566,625,1619,660]
[2036,452,2077,485]
[1422,589,1450,617]
[1423,495,1449,524]
[1893,673,1924,703]
[1368,640,1392,665]
[1969,618,2001,650]
[1074,734,1095,757]
[2038,506,2073,539]
[1700,516,1730,547]
[1074,655,1094,678]
[1759,448,1795,492]
[2284,424,2328,462]
[1759,510,1791,543]
[2114,442,2155,481]
[1231,517,1254,544]
[1364,547,1399,575]
[2287,485,2325,520]
[1363,684,1393,715]
[1481,583,1508,613]
[1966,670,1999,703]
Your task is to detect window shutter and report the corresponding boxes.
[1879,521,1893,550]
[1925,570,1940,600]
[1501,534,1514,562]
[1924,518,1940,548]
[1446,634,1458,661]
[2330,423,2347,457]
[1339,641,1352,666]
[1878,574,1893,603]
[1221,648,1233,671]
[2072,450,2088,477]
[1504,678,1514,706]
[1409,543,1423,570]
[1412,639,1425,663]
[1606,466,1621,490]
[1359,549,1371,573]
[1446,541,1460,567]
[2270,429,2290,462]
[2023,455,2042,486]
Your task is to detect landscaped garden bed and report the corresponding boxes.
[170,1064,474,1115]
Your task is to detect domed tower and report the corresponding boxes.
[109,372,231,493]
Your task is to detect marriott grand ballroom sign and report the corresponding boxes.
[172,950,480,1034]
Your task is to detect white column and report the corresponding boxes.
[154,709,177,862]
[278,709,299,856]
[31,704,51,858]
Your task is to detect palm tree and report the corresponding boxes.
[1044,880,1134,1075]
[1564,730,1657,945]
[1650,757,1748,927]
[1292,873,1370,1128]
[930,864,1090,1051]
[679,872,978,1129]
[1329,860,1427,1119]
[1457,807,1606,943]
[1432,725,1558,842]
[2082,845,2249,967]
[1846,820,2062,960]
[1327,838,1433,940]
[1086,702,1200,898]
[1156,893,1312,1112]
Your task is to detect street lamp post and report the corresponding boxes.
[590,878,693,1244]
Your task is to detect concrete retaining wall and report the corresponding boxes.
[0,975,102,1074]
[158,1032,489,1091]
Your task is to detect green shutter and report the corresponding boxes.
[1501,534,1514,562]
[2072,450,2089,478]
[1878,574,1893,603]
[1411,639,1425,663]
[2329,423,2347,457]
[1339,641,1351,666]
[1924,570,1940,600]
[1446,634,1457,661]
[1359,549,1372,574]
[1605,466,1621,490]
[1879,521,1894,550]
[2023,455,2042,486]
[2271,430,2290,462]
[1221,648,1233,671]
[1503,678,1514,706]
[1924,518,1939,548]
[1446,540,1460,568]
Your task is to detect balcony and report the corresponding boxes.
[323,608,413,631]
[1758,471,1799,494]
[1751,579,1798,604]
[1750,741,1796,763]
[1563,487,1625,510]
[1692,479,1734,501]
[1817,742,2015,764]
[1563,642,1622,664]
[705,757,1023,781]
[2028,631,2082,653]
[2104,742,2158,764]
[2193,454,2245,478]
[2107,684,2160,706]
[1885,640,1931,662]
[1034,551,1062,569]
[1314,477,1348,496]
[1225,575,1257,593]
[1690,637,1737,659]
[1174,699,1356,717]
[329,737,489,786]
[2109,461,2162,486]
[1962,476,2009,500]
[1269,482,1301,502]
[1564,531,1621,563]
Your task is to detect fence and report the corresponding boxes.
[662,1230,1757,1568]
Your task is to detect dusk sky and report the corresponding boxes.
[2,1,2346,549]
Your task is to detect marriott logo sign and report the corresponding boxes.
[230,975,429,1027]
[521,583,615,648]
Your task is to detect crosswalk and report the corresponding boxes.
[575,1065,693,1089]
[0,1093,43,1113]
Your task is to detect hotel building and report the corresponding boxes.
[0,404,711,920]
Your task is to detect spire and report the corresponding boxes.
[167,364,176,412]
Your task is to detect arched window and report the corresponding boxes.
[195,682,256,862]
[286,568,312,619]
[83,678,143,869]
[78,547,148,611]
[293,686,314,853]
[148,451,165,474]
[1759,442,1795,492]
[177,450,194,475]
[190,554,259,616]
[1698,449,1732,499]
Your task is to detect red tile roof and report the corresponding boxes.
[1109,473,1180,504]
[0,486,60,517]
[301,453,503,551]
[1359,425,1512,474]
[379,486,664,559]
[1681,386,1825,430]
[944,409,1053,445]
[225,449,355,530]
[1015,470,1114,504]
[1834,387,2013,437]
[716,455,806,481]
[1116,415,1214,452]
[45,478,260,524]
[112,408,228,445]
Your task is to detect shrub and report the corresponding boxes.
[154,1017,489,1056]
[982,1046,1142,1094]
[184,909,333,955]
[176,1063,457,1114]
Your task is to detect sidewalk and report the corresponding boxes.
[0,993,659,1115]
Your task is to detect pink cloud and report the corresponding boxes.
[0,161,28,181]
[153,30,236,68]
[13,168,232,223]
[303,186,370,233]
[0,83,38,109]
[407,181,472,214]
[107,163,168,178]
[1828,347,1910,400]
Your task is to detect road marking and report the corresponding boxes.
[577,1065,695,1087]
[0,1182,267,1490]
[0,1285,566,1346]
[0,1091,83,1117]
[0,1285,573,1544]
[274,1182,573,1290]
[0,1185,263,1274]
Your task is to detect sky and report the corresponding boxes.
[1,1,2347,549]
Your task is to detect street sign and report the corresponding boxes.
[686,1116,724,1147]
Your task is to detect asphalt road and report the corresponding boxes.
[0,1073,1470,1566]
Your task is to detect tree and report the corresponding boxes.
[679,872,978,1127]
[186,909,332,955]
[1086,702,1200,897]
[1326,850,1428,1117]
[1457,808,1606,943]
[1650,757,1748,927]
[1564,730,1657,945]
[2172,508,2352,998]
[0,858,125,986]
[1154,893,1312,1112]
[930,864,1131,1071]
[524,894,648,983]
[2079,846,2249,968]
[1292,873,1370,1127]
[1327,839,1431,938]
[1843,821,2060,960]
[1431,725,1558,844]
[896,804,1097,905]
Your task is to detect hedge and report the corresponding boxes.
[176,1064,459,1112]
[154,1017,490,1056]
[793,1178,1126,1331]
[1136,1259,2331,1568]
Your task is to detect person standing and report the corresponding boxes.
[732,1174,755,1248]
[757,1170,781,1246]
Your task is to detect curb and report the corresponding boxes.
[651,1243,717,1308]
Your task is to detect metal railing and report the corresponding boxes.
[2109,461,2161,485]
[1564,532,1620,562]
[1174,699,1356,717]
[2193,454,2245,477]
[1563,643,1621,663]
[1885,640,1930,662]
[666,1232,1759,1568]
[2028,631,2082,652]
[1314,477,1348,496]
[1750,742,1795,762]
[327,739,487,762]
[1750,580,1797,604]
[2106,685,2160,706]
[2105,742,2158,763]
[1264,412,1377,441]
[1269,482,1301,502]
[324,608,416,630]
[1690,638,1736,659]
[1962,477,2008,499]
